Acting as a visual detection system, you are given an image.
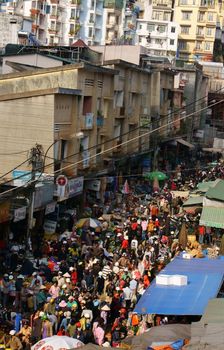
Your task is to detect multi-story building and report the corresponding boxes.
[174,0,224,61]
[75,0,104,46]
[134,0,179,57]
[102,0,124,44]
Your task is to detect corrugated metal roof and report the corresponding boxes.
[183,196,203,207]
[197,180,219,193]
[206,180,224,201]
[200,299,224,324]
[134,256,224,316]
[200,206,224,228]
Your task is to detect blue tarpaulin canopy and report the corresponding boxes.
[134,256,224,316]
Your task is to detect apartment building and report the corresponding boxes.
[134,0,179,57]
[77,0,104,45]
[103,0,124,44]
[174,0,224,61]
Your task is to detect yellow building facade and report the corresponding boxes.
[174,0,224,60]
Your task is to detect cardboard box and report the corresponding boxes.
[156,274,172,285]
[171,275,188,286]
[183,253,192,259]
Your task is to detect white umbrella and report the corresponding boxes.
[31,336,84,350]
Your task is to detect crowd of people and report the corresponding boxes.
[0,163,223,350]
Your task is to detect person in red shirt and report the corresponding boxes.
[198,226,205,244]
[121,236,129,252]
[70,267,78,285]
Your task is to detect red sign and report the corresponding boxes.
[56,175,68,187]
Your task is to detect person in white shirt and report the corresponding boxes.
[122,284,132,309]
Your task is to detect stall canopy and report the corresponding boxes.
[200,206,224,228]
[200,299,224,325]
[176,138,195,149]
[206,179,224,202]
[134,256,224,316]
[183,196,203,207]
[197,180,220,193]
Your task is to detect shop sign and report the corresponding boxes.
[86,180,101,192]
[0,201,10,223]
[56,175,68,187]
[34,182,54,209]
[43,219,57,234]
[14,206,27,222]
[45,201,57,215]
[68,177,84,197]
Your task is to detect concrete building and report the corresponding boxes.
[0,13,23,48]
[103,0,124,44]
[0,63,117,178]
[174,0,224,61]
[76,0,104,46]
[0,52,184,180]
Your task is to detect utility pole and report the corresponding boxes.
[26,144,44,254]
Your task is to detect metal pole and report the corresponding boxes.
[26,144,43,254]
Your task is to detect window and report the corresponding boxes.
[182,11,191,20]
[139,24,143,29]
[195,41,202,50]
[198,11,205,22]
[163,12,170,21]
[170,39,175,45]
[180,0,188,4]
[153,11,162,20]
[196,26,204,35]
[171,27,176,33]
[89,13,94,23]
[181,25,190,34]
[147,24,155,32]
[207,12,213,21]
[179,40,187,49]
[206,27,212,36]
[88,27,93,37]
[205,42,211,51]
[91,0,95,9]
[155,38,163,45]
[139,36,142,43]
[157,25,166,33]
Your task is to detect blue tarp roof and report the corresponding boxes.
[134,256,224,316]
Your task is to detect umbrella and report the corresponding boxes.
[76,218,101,228]
[145,171,168,181]
[31,336,83,350]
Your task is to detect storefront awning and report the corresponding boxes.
[183,196,203,207]
[202,147,223,153]
[200,206,224,228]
[177,138,195,149]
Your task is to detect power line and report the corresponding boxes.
[53,99,224,176]
[0,156,32,182]
[0,85,219,186]
[0,150,29,156]
[0,98,222,198]
[1,82,224,187]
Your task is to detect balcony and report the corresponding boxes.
[48,28,57,34]
[104,0,123,10]
[30,8,40,16]
[71,0,81,6]
[152,0,172,8]
[113,139,122,153]
[196,33,204,39]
